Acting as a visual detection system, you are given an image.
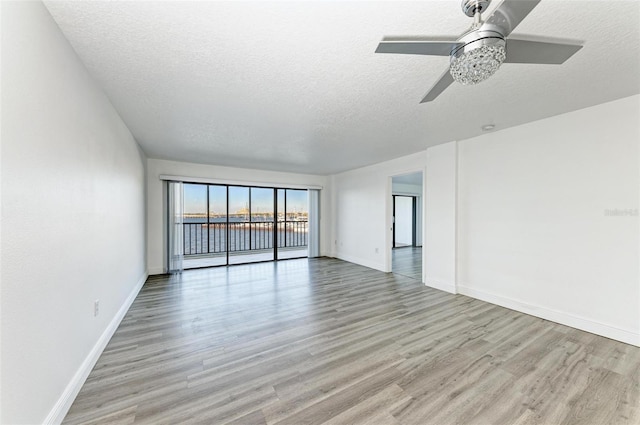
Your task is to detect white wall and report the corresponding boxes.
[331,97,638,346]
[1,2,147,423]
[425,141,457,294]
[457,95,640,346]
[331,151,426,272]
[146,159,330,274]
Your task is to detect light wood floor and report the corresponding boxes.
[63,258,640,425]
[392,246,422,281]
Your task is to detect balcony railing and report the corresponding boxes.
[183,221,308,256]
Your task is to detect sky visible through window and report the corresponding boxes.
[183,184,307,215]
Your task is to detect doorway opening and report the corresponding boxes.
[391,172,423,280]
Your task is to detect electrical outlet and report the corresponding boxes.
[375,247,379,254]
[94,300,100,317]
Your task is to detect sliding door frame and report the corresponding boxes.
[176,182,310,269]
[393,194,417,249]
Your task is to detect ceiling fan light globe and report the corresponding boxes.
[450,43,506,85]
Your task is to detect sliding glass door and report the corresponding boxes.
[229,187,275,265]
[277,189,309,259]
[174,182,309,270]
[182,184,208,269]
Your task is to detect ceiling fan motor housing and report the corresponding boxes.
[462,0,491,17]
[452,28,505,59]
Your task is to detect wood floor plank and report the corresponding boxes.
[63,257,640,425]
[73,405,137,425]
[320,384,412,425]
[267,350,406,418]
[269,366,403,425]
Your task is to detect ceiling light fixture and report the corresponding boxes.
[481,124,496,131]
[450,35,506,85]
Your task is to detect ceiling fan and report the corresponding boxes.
[375,0,583,103]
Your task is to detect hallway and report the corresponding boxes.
[392,246,422,281]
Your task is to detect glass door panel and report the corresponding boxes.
[246,187,274,263]
[206,185,227,267]
[280,189,309,259]
[228,186,250,265]
[182,183,209,269]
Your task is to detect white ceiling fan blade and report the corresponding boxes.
[420,69,455,103]
[484,0,541,37]
[376,36,461,56]
[505,37,583,64]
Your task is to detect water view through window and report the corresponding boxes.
[182,183,308,268]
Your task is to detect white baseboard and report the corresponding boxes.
[457,284,640,347]
[44,270,149,424]
[335,252,386,272]
[425,278,457,294]
[148,267,165,275]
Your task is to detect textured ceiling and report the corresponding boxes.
[44,1,640,175]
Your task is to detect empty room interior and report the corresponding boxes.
[2,1,640,424]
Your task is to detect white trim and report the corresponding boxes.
[453,141,458,293]
[45,271,149,425]
[392,190,421,197]
[158,174,323,190]
[421,171,427,285]
[457,283,640,347]
[385,176,393,273]
[425,278,457,294]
